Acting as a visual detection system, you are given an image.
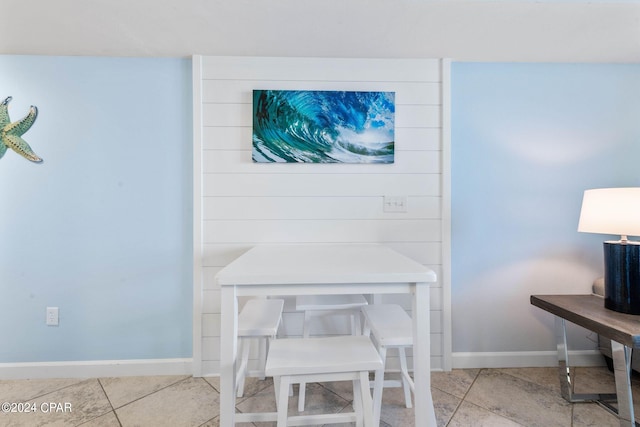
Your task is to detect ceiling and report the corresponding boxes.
[3,0,640,62]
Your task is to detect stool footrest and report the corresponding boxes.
[235,412,278,423]
[287,413,358,426]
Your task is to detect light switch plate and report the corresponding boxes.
[383,196,408,213]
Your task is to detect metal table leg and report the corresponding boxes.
[555,317,636,427]
[612,340,636,427]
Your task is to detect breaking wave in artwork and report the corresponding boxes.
[252,90,395,163]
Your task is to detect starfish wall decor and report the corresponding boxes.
[0,96,42,163]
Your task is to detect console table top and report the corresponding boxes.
[531,294,640,348]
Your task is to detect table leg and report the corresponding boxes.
[220,286,238,427]
[555,317,574,401]
[554,316,631,425]
[555,317,616,400]
[611,340,636,427]
[412,282,436,426]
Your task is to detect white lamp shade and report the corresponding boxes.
[578,188,640,237]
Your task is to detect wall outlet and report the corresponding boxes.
[46,307,59,326]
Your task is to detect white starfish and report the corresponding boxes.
[0,96,42,163]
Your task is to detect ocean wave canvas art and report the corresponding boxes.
[253,90,395,163]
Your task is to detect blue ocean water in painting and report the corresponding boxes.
[253,90,395,163]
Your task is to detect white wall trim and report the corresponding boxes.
[451,350,605,370]
[192,54,204,377]
[440,58,452,371]
[0,358,193,380]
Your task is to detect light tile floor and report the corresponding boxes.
[0,366,636,426]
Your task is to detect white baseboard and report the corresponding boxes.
[451,350,605,370]
[0,358,193,380]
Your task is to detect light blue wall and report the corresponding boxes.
[451,63,640,354]
[0,56,193,362]
[5,58,639,364]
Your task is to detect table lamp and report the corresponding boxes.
[578,188,640,314]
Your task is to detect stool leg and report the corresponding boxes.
[273,376,281,406]
[236,338,251,398]
[303,310,312,338]
[257,336,267,380]
[359,371,375,427]
[298,311,312,412]
[298,379,307,412]
[351,311,362,335]
[362,320,371,337]
[372,345,387,427]
[398,347,413,408]
[277,376,291,427]
[353,377,363,427]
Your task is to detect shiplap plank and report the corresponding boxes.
[201,56,441,82]
[203,126,251,150]
[202,337,220,361]
[203,150,440,174]
[202,289,220,314]
[395,128,442,151]
[201,361,220,375]
[202,242,441,268]
[202,313,220,337]
[203,196,441,220]
[203,173,441,197]
[396,105,441,128]
[203,219,441,244]
[203,104,245,127]
[203,104,440,128]
[202,80,441,105]
[203,126,441,151]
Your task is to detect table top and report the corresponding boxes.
[531,294,640,348]
[215,243,437,286]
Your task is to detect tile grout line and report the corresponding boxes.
[18,378,115,427]
[198,376,221,427]
[90,378,122,427]
[99,375,192,412]
[443,368,482,426]
[16,378,87,402]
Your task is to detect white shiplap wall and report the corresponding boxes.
[193,56,450,376]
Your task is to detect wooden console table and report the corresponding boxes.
[531,294,640,426]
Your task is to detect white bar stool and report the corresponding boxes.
[236,298,285,397]
[295,294,368,411]
[265,335,383,427]
[361,304,414,426]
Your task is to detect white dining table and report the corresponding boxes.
[215,243,438,426]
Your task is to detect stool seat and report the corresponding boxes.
[239,299,285,336]
[361,304,412,346]
[236,298,284,398]
[265,336,383,427]
[265,335,383,376]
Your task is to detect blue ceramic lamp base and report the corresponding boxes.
[604,241,640,314]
